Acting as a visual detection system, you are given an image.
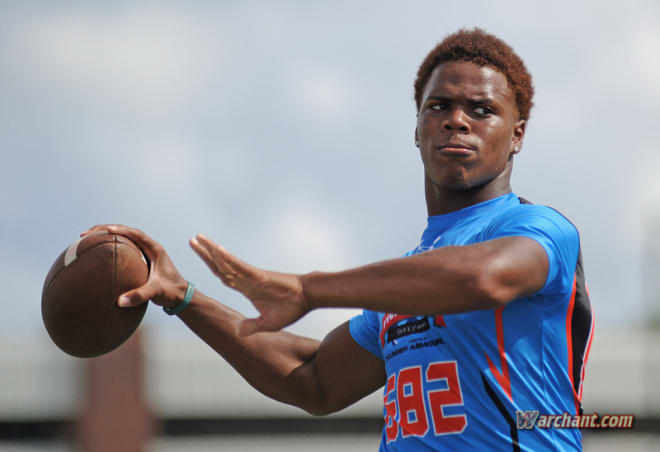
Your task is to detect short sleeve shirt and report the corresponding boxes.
[350,193,593,451]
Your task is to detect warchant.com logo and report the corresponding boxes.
[516,411,634,430]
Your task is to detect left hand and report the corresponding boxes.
[189,234,309,335]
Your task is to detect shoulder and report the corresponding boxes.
[484,198,582,296]
[485,200,579,245]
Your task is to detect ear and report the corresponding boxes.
[414,127,419,148]
[511,119,526,155]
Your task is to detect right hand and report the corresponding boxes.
[189,233,309,336]
[81,224,188,309]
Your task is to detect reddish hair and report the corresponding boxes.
[414,28,534,121]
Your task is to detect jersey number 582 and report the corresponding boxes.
[384,360,467,442]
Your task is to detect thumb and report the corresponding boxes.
[238,317,268,336]
[117,281,159,307]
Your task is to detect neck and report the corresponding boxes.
[425,165,513,216]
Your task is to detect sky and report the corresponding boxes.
[2,0,660,343]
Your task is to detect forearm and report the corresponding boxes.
[303,243,508,315]
[178,290,323,412]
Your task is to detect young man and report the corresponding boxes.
[84,28,593,451]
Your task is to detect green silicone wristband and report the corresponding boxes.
[163,282,195,316]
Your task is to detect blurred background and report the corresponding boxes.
[1,0,659,450]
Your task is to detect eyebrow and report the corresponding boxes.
[425,95,495,104]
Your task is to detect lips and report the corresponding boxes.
[436,142,476,156]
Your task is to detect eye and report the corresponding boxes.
[429,103,446,111]
[474,106,493,116]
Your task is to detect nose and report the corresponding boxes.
[442,108,470,133]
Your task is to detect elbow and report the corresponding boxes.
[300,394,337,417]
[289,363,340,417]
[469,263,514,309]
[304,405,333,417]
[292,378,334,417]
[445,238,548,311]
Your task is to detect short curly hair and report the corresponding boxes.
[414,28,534,121]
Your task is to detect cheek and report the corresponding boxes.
[419,148,433,169]
[483,123,514,156]
[417,113,438,137]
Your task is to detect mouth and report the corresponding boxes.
[436,143,476,157]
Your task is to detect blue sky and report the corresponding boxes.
[2,1,660,341]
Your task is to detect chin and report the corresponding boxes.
[440,180,472,191]
[434,173,474,191]
[435,173,497,193]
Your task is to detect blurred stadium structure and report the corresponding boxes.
[0,324,658,451]
[4,214,657,450]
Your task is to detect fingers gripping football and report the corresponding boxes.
[80,224,188,309]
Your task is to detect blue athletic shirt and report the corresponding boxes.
[349,193,594,451]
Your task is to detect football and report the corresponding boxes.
[41,232,149,358]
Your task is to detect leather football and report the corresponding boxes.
[42,232,149,358]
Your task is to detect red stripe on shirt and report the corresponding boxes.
[484,306,513,403]
[565,275,580,414]
[578,313,595,400]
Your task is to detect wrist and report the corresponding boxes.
[300,271,322,311]
[175,278,189,303]
[163,281,195,316]
[161,279,189,309]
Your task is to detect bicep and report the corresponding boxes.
[297,321,385,416]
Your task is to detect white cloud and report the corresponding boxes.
[633,20,660,100]
[267,197,356,272]
[134,139,201,189]
[300,74,351,114]
[639,149,660,207]
[18,6,220,119]
[286,69,355,125]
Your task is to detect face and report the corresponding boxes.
[415,61,525,192]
